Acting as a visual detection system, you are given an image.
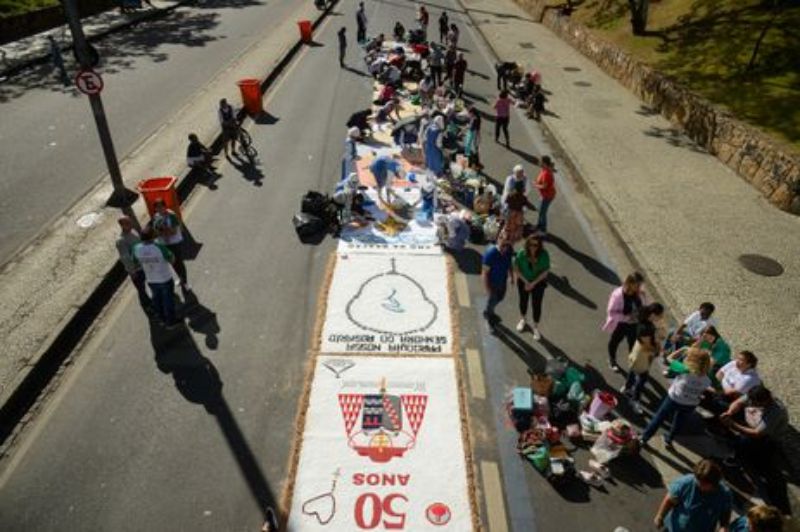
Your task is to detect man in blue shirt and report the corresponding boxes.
[654,458,732,531]
[481,235,514,327]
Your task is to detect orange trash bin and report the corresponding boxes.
[137,176,181,221]
[298,20,313,43]
[236,78,263,116]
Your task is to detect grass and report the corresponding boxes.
[568,0,800,151]
[0,0,60,17]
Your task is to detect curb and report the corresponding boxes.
[0,0,193,79]
[0,0,339,450]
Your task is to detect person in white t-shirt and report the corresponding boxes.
[665,302,717,353]
[640,348,711,447]
[133,228,180,328]
[703,350,762,416]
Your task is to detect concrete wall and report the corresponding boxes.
[0,0,117,45]
[515,0,800,215]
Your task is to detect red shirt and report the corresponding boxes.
[536,167,556,200]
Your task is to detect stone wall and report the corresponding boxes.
[514,0,800,214]
[0,0,117,45]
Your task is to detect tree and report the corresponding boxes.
[746,0,788,72]
[628,0,650,35]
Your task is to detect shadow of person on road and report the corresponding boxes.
[181,290,221,349]
[546,272,597,310]
[149,324,278,525]
[180,224,204,261]
[546,233,620,286]
[229,154,265,186]
[446,247,483,275]
[492,323,547,374]
[343,65,370,77]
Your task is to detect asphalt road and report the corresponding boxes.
[0,1,669,530]
[0,0,308,265]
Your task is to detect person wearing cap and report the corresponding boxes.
[342,127,360,181]
[534,156,556,234]
[150,200,189,293]
[115,216,153,315]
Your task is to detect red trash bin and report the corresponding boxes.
[298,20,313,43]
[137,176,181,221]
[236,78,263,116]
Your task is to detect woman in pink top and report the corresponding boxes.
[603,271,647,372]
[494,89,512,146]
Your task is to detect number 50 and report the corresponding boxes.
[354,493,408,529]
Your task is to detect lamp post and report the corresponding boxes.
[60,0,138,208]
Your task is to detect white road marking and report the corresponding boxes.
[465,348,486,400]
[455,271,471,307]
[480,460,509,532]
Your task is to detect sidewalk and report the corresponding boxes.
[0,1,184,78]
[459,0,800,424]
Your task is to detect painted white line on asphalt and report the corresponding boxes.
[465,348,486,400]
[456,271,471,307]
[480,460,509,532]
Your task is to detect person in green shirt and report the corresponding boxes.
[666,325,731,383]
[513,235,550,340]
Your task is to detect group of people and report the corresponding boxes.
[115,200,190,329]
[601,272,792,524]
[478,159,557,337]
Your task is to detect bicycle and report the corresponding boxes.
[235,126,258,162]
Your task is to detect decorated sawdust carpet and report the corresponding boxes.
[287,356,472,530]
[321,255,453,354]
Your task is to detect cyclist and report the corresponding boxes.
[218,98,238,157]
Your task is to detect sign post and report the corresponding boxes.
[60,0,137,209]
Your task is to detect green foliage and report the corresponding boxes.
[573,0,800,149]
[0,0,60,17]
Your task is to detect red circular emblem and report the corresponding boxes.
[425,502,452,526]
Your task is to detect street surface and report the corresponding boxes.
[0,0,308,264]
[0,1,691,530]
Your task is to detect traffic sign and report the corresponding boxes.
[75,69,104,95]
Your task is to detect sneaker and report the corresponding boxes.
[532,327,541,341]
[661,435,674,448]
[619,384,628,394]
[181,282,192,293]
[516,318,527,332]
[630,400,643,415]
[609,363,622,373]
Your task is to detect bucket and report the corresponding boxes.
[588,390,617,419]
